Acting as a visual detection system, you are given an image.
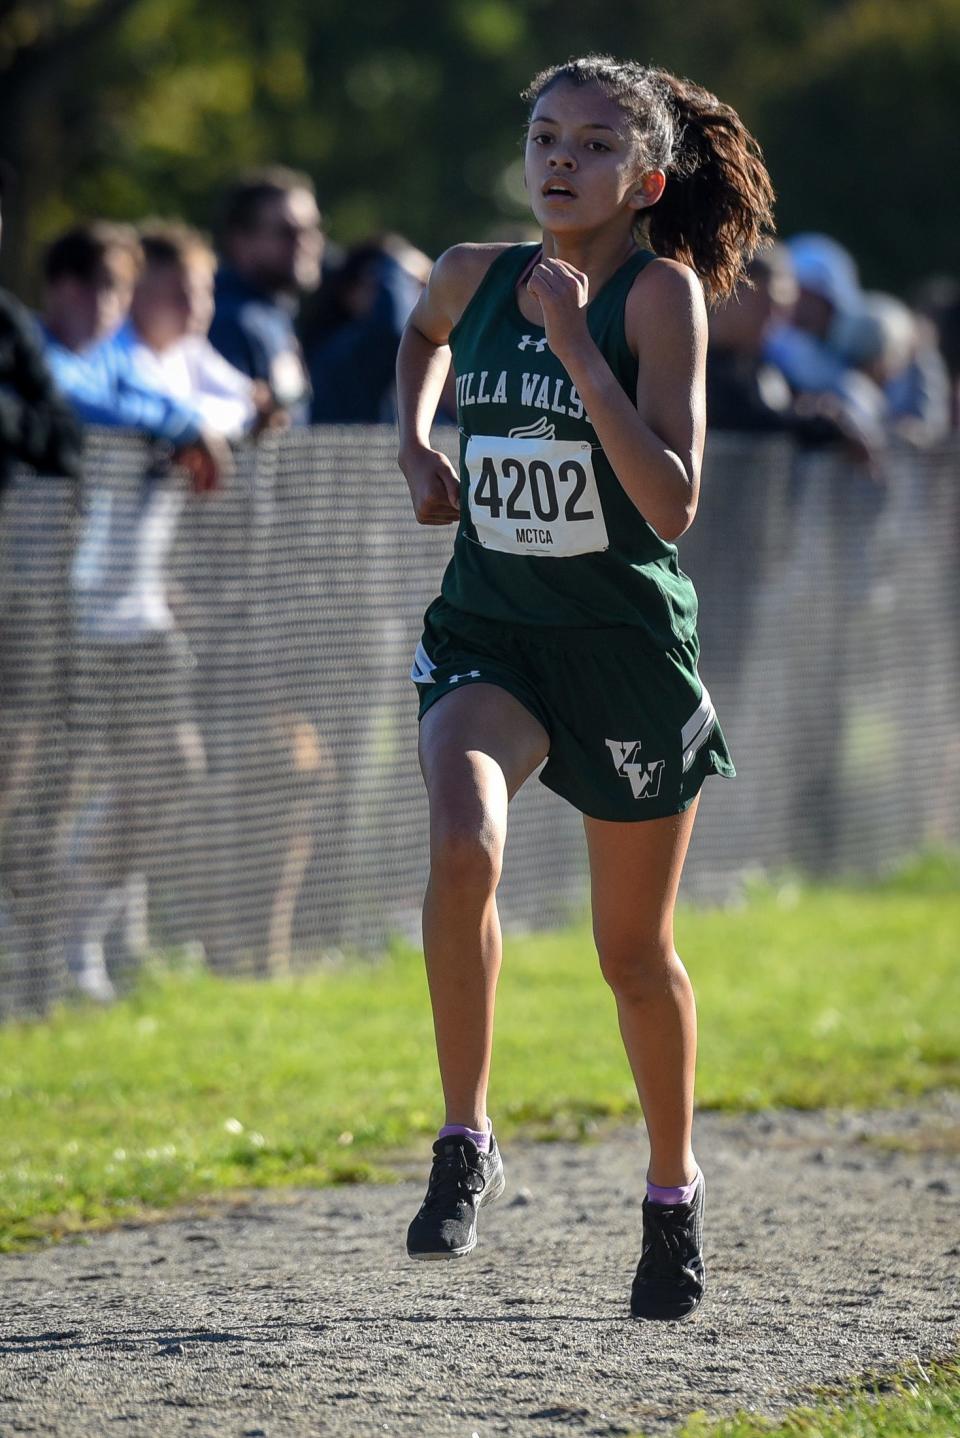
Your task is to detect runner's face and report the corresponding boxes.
[524,82,662,236]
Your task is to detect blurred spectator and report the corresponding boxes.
[196,709,336,979]
[112,222,283,439]
[42,222,139,353]
[832,292,950,448]
[63,541,208,1001]
[39,222,229,491]
[210,168,322,425]
[764,233,862,395]
[306,234,429,423]
[707,244,798,431]
[0,168,81,493]
[913,277,960,430]
[64,435,214,1002]
[707,245,871,452]
[0,166,83,997]
[762,233,888,456]
[36,224,230,1001]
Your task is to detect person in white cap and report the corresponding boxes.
[763,233,890,456]
[831,292,950,448]
[764,232,861,395]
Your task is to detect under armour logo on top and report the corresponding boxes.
[449,671,481,684]
[605,740,665,800]
[517,335,549,353]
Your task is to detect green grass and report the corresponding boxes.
[661,1353,960,1437]
[0,853,957,1250]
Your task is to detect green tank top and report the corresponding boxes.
[441,242,699,645]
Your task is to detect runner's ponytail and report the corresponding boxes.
[523,57,776,303]
[646,69,775,303]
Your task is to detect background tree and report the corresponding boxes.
[2,0,957,299]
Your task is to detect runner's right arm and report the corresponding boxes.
[396,244,506,527]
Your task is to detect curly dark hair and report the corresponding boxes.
[522,56,776,303]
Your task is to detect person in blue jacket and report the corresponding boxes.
[39,223,228,491]
[36,223,228,1002]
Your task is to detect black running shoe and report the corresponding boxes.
[406,1132,505,1260]
[631,1170,706,1321]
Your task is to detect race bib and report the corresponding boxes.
[465,434,609,558]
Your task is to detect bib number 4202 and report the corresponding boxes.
[474,456,594,524]
[465,434,609,558]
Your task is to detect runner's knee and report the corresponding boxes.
[595,932,683,1004]
[429,808,505,895]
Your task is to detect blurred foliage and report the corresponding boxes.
[1,0,958,298]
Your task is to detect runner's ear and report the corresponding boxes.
[629,169,666,212]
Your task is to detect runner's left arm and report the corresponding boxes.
[526,256,706,541]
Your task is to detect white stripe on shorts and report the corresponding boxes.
[681,683,716,773]
[410,640,437,685]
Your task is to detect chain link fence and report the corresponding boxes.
[1,427,958,1016]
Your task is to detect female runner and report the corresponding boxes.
[397,55,774,1320]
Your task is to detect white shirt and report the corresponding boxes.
[115,321,256,439]
[71,478,184,643]
[69,318,256,643]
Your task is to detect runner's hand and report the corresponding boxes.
[399,444,461,525]
[527,258,590,362]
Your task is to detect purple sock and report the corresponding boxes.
[646,1167,700,1206]
[439,1119,491,1153]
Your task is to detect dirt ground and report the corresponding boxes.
[2,1093,959,1438]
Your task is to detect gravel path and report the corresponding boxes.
[2,1095,959,1438]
